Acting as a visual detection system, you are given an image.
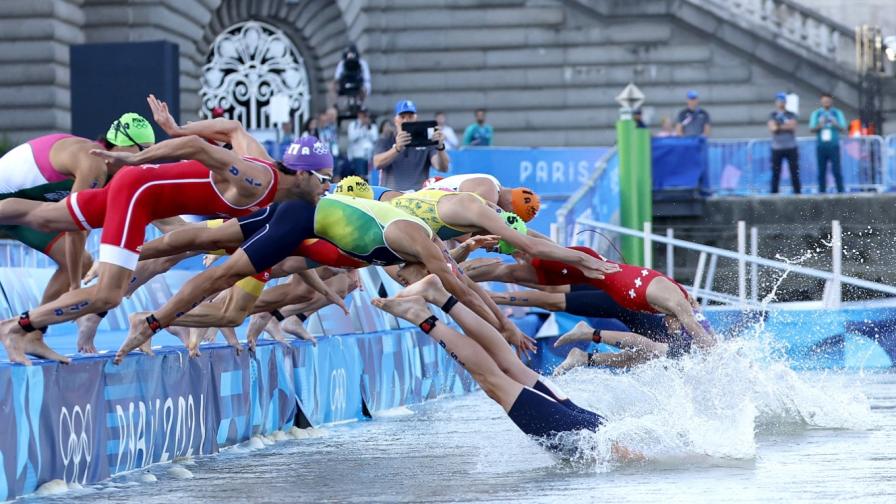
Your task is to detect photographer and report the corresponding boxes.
[373,100,449,190]
[332,44,371,103]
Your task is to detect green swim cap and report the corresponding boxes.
[106,112,155,147]
[497,210,527,255]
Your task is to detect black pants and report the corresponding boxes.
[817,142,844,193]
[771,147,800,194]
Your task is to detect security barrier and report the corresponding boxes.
[0,330,475,499]
[708,136,887,195]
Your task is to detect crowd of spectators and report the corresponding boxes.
[646,89,852,195]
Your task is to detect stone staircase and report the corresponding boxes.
[345,0,882,146]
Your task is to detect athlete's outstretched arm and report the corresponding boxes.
[91,135,242,177]
[459,202,619,279]
[147,94,270,160]
[62,154,107,290]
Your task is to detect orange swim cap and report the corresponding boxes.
[511,187,540,222]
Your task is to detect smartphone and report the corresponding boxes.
[401,120,438,147]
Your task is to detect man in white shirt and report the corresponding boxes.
[435,111,459,151]
[342,108,378,181]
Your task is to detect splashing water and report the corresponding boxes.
[549,332,873,471]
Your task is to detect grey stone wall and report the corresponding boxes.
[0,0,871,146]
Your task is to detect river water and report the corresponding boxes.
[30,337,896,503]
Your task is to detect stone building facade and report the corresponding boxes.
[0,0,887,146]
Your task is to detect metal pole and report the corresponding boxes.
[666,227,675,278]
[692,252,707,301]
[831,220,842,308]
[643,222,653,269]
[750,226,759,302]
[737,220,746,307]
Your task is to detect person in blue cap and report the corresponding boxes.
[768,92,800,194]
[675,90,711,137]
[372,99,450,190]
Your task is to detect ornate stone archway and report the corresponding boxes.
[200,20,312,131]
[198,0,352,131]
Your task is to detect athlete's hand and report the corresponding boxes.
[89,149,134,170]
[147,94,179,135]
[464,235,500,252]
[580,255,620,279]
[82,261,100,285]
[502,324,537,359]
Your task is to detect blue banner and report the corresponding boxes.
[447,147,610,196]
[652,136,707,190]
[0,329,476,499]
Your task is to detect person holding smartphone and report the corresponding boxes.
[373,99,449,190]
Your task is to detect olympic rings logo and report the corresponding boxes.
[330,368,347,418]
[59,404,93,484]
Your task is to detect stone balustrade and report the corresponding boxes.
[697,0,856,69]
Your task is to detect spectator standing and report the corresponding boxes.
[463,108,494,146]
[373,100,449,190]
[343,108,378,181]
[632,108,647,129]
[318,107,347,174]
[655,117,675,137]
[676,91,711,137]
[435,111,459,150]
[768,92,800,194]
[809,93,847,193]
[301,116,319,138]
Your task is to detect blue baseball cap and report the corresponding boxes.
[394,100,417,115]
[775,92,788,102]
[686,90,699,100]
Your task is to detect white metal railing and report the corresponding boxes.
[574,217,896,309]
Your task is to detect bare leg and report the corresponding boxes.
[371,296,522,411]
[74,252,197,354]
[397,274,541,388]
[554,320,668,358]
[553,347,652,375]
[0,199,80,231]
[646,278,716,349]
[40,238,94,304]
[138,219,243,260]
[0,262,132,364]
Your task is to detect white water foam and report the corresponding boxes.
[551,331,874,471]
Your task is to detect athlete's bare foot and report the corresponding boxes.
[116,313,156,364]
[184,328,207,358]
[21,331,71,364]
[553,347,589,376]
[0,318,32,365]
[246,313,270,351]
[165,326,191,346]
[554,321,595,348]
[219,326,242,355]
[75,314,102,354]
[371,296,432,326]
[396,274,446,304]
[264,319,286,342]
[282,316,316,345]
